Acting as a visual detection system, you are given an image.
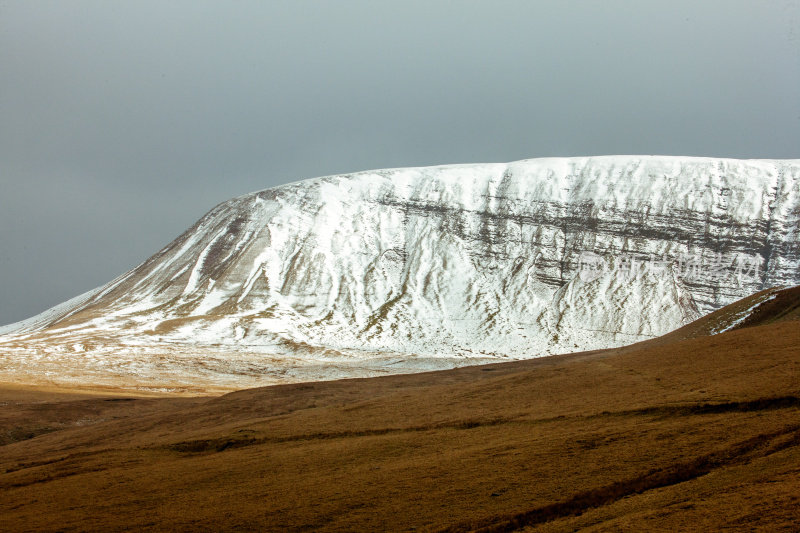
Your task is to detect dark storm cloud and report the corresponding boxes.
[1,0,798,325]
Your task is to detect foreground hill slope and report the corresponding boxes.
[0,287,798,531]
[1,156,799,391]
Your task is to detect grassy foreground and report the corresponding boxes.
[0,288,798,531]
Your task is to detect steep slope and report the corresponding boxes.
[1,290,799,531]
[1,156,798,391]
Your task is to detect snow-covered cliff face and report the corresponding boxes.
[1,156,798,390]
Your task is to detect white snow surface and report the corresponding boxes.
[1,156,799,390]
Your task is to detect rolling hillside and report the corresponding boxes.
[1,286,798,531]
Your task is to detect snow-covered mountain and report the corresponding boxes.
[1,156,798,391]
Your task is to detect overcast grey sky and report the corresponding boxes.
[1,0,798,326]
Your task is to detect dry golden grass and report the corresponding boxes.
[0,292,798,531]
